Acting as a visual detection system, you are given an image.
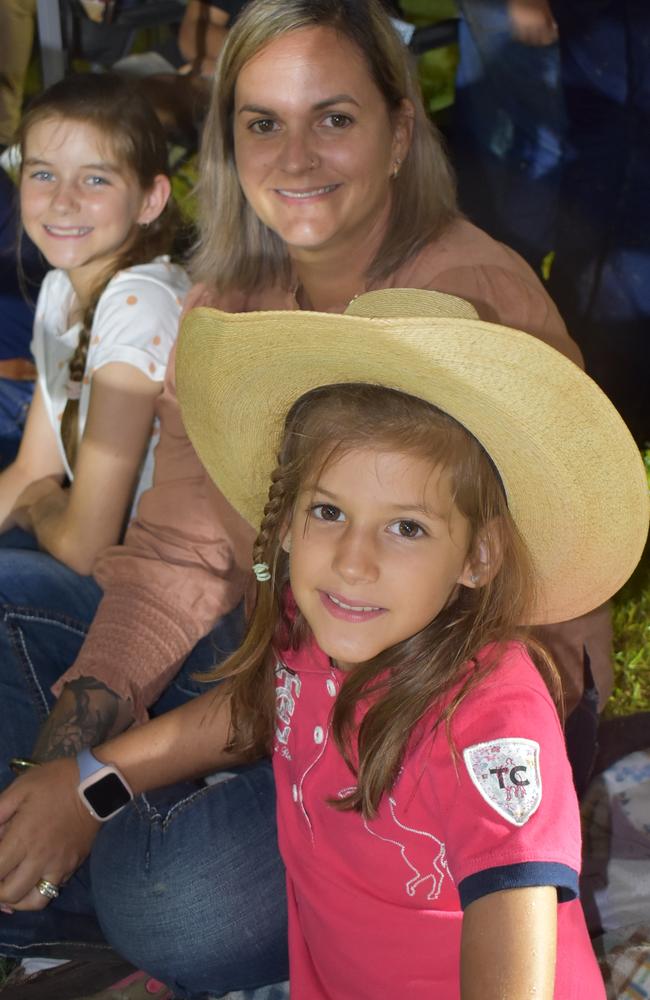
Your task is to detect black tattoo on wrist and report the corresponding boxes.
[33,677,132,762]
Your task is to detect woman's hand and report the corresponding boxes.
[0,759,100,911]
[0,689,239,911]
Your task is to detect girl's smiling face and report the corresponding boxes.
[233,26,412,265]
[283,446,477,671]
[20,117,159,301]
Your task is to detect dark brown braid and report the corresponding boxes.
[59,316,92,472]
[252,463,291,573]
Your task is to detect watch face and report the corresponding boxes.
[83,772,131,819]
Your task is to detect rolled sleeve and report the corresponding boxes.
[90,272,184,382]
[436,645,583,903]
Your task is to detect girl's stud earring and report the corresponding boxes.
[392,158,402,179]
[470,571,480,585]
[253,562,271,583]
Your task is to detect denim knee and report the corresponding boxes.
[0,552,102,789]
[91,761,288,999]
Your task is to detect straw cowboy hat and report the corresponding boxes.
[176,288,649,626]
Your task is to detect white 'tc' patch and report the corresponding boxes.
[463,738,542,826]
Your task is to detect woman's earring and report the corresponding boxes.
[392,157,402,179]
[469,571,480,585]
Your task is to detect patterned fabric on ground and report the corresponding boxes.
[217,986,289,1000]
[581,750,650,935]
[593,925,650,1000]
[581,749,650,998]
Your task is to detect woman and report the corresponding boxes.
[0,3,594,999]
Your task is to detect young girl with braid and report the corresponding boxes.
[8,292,644,997]
[0,73,188,573]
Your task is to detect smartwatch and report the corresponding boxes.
[77,748,133,822]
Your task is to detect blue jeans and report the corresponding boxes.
[91,769,288,999]
[0,530,288,998]
[0,377,33,469]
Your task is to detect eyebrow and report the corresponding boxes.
[23,157,120,172]
[238,94,361,116]
[309,485,446,520]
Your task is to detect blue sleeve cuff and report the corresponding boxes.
[459,862,579,909]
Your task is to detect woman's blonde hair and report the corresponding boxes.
[18,73,180,470]
[191,0,458,292]
[210,384,559,819]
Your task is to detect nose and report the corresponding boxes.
[332,525,379,586]
[51,180,80,213]
[276,127,319,175]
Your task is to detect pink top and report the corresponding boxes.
[54,220,582,720]
[273,638,606,999]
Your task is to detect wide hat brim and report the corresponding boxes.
[176,289,649,626]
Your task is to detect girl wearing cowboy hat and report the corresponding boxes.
[0,1,611,995]
[169,289,646,998]
[5,289,645,999]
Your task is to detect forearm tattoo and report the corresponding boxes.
[32,677,132,761]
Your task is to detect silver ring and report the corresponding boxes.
[35,878,60,900]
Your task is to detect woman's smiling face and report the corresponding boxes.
[233,25,411,263]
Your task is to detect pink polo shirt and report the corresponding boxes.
[273,639,605,999]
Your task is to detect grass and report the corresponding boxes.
[607,450,650,716]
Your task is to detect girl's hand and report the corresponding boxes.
[0,759,99,911]
[506,0,558,46]
[0,385,65,533]
[460,885,557,999]
[11,475,62,532]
